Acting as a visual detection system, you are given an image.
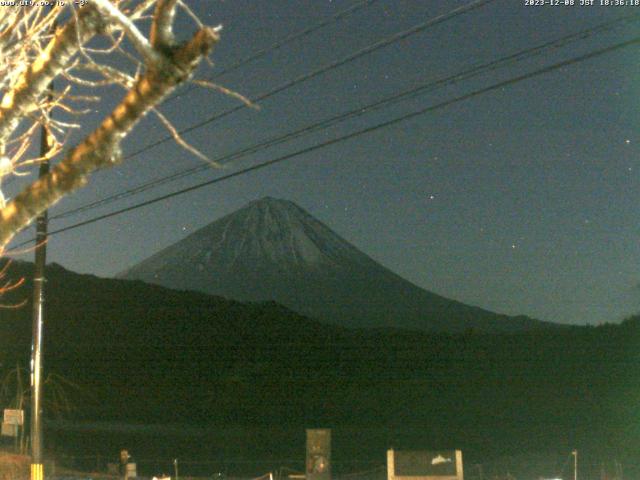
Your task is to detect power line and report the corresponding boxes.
[12,34,640,249]
[46,0,495,219]
[51,12,640,221]
[164,0,381,105]
[123,0,497,160]
[0,0,382,193]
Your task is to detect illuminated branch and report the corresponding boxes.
[151,0,180,48]
[91,0,160,65]
[0,26,219,247]
[0,1,226,249]
[0,6,105,152]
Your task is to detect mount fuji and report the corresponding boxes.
[119,197,548,332]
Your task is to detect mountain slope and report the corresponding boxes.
[0,260,635,474]
[0,259,345,423]
[119,197,548,332]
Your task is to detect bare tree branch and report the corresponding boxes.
[152,107,219,167]
[0,25,220,247]
[92,0,161,65]
[0,6,105,152]
[151,0,180,48]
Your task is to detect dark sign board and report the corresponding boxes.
[388,449,463,480]
[1,423,17,437]
[3,409,23,426]
[394,451,458,476]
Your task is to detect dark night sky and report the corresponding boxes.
[7,0,640,326]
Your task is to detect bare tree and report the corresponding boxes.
[0,0,221,248]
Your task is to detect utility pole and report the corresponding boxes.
[30,92,52,480]
[572,450,578,480]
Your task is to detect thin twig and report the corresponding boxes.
[152,107,221,167]
[190,79,259,110]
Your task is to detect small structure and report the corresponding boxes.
[1,409,23,438]
[119,449,137,480]
[387,449,463,480]
[306,429,331,480]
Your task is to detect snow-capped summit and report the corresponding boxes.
[119,197,547,332]
[187,196,374,270]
